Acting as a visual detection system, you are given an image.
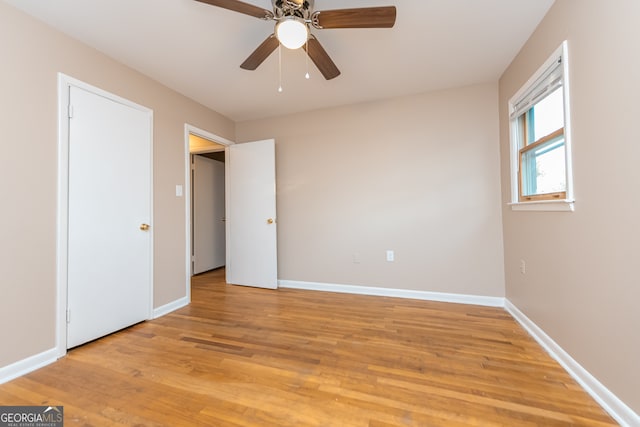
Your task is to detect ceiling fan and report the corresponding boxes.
[194,0,397,80]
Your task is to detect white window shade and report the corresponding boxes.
[510,56,563,120]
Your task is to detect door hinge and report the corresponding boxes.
[66,309,71,324]
[68,104,74,119]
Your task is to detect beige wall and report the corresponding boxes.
[0,2,234,368]
[499,0,640,413]
[237,83,505,297]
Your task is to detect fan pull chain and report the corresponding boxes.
[278,44,283,93]
[305,38,310,79]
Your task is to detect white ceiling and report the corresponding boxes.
[4,0,554,122]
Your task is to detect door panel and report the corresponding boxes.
[193,155,225,274]
[67,86,152,348]
[227,140,277,289]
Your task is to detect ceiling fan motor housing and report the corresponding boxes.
[274,0,313,19]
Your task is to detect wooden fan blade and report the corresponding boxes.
[240,34,279,70]
[303,35,340,80]
[313,6,396,29]
[194,0,273,20]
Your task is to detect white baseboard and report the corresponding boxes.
[0,348,58,385]
[505,299,639,427]
[278,280,505,307]
[153,296,189,319]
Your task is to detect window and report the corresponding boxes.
[509,41,573,210]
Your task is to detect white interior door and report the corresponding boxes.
[227,139,277,289]
[67,85,152,348]
[193,155,225,274]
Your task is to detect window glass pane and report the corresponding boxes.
[530,87,564,142]
[521,135,566,196]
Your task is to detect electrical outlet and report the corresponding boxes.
[386,250,394,262]
[520,259,526,274]
[353,253,360,264]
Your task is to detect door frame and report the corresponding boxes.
[183,124,233,300]
[56,73,154,357]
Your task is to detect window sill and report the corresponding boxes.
[508,199,575,212]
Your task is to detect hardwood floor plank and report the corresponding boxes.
[0,268,618,426]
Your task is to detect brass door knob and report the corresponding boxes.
[267,218,274,224]
[140,223,150,231]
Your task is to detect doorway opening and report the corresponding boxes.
[183,125,233,300]
[184,127,279,294]
[191,136,226,275]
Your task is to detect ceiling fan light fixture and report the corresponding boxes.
[275,17,309,50]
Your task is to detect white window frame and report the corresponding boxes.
[508,41,574,212]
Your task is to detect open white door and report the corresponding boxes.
[227,139,278,289]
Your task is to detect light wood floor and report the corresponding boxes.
[0,269,617,426]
